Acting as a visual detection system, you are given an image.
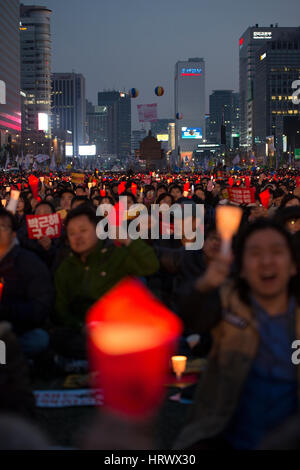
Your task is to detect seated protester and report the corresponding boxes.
[17,201,63,270]
[71,195,92,210]
[15,194,32,230]
[59,189,75,213]
[174,219,300,450]
[0,209,54,358]
[192,185,206,204]
[143,185,156,208]
[274,206,300,235]
[280,194,300,209]
[75,185,87,197]
[156,184,168,199]
[169,184,183,202]
[0,322,35,418]
[53,206,159,357]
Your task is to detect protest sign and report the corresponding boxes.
[26,213,61,240]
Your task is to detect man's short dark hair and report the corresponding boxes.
[65,205,98,230]
[0,208,18,232]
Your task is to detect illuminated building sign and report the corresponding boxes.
[79,145,96,156]
[181,68,202,76]
[156,134,169,142]
[181,127,202,139]
[253,31,272,39]
[260,52,267,61]
[38,113,49,132]
[65,145,74,157]
[239,37,244,48]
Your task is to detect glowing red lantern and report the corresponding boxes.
[228,177,234,187]
[28,175,39,200]
[259,189,270,209]
[131,183,138,196]
[86,278,182,418]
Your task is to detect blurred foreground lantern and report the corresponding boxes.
[86,278,182,419]
[216,205,243,255]
[171,356,187,380]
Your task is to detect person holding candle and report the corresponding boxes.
[175,219,300,450]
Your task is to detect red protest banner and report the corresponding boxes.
[26,213,62,240]
[228,187,256,205]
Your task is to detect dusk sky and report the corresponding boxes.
[25,0,300,128]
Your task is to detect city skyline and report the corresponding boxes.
[23,0,300,128]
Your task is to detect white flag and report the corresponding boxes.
[232,154,240,164]
[50,152,56,170]
[4,152,9,169]
[25,154,31,170]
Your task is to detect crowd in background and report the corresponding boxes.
[1,167,300,449]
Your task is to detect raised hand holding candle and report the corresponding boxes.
[6,190,20,215]
[216,205,242,255]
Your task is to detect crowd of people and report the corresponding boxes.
[1,166,300,450]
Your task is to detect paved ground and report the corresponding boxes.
[34,389,190,449]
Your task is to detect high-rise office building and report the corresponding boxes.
[98,91,131,158]
[51,73,86,156]
[86,101,109,155]
[20,4,52,133]
[208,90,234,146]
[131,129,147,153]
[0,0,21,148]
[239,24,300,150]
[253,29,300,159]
[232,92,240,148]
[174,58,205,163]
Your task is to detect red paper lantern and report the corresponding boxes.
[259,189,270,209]
[131,183,138,196]
[28,175,39,200]
[118,182,126,195]
[86,278,182,418]
[228,177,234,187]
[245,176,251,188]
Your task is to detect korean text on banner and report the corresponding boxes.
[228,187,256,205]
[137,104,158,123]
[26,213,62,240]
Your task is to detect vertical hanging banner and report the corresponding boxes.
[137,104,158,123]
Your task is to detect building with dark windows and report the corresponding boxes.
[253,29,300,160]
[98,91,131,158]
[174,58,205,164]
[51,73,86,156]
[208,90,235,147]
[0,0,21,152]
[86,100,109,155]
[131,129,147,154]
[20,4,52,133]
[239,25,300,151]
